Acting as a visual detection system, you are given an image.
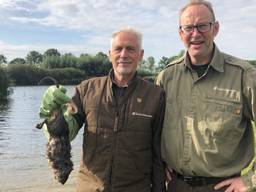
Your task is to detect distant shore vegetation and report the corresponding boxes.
[0,48,255,97]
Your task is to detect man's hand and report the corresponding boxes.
[214,177,247,192]
[166,167,172,184]
[39,85,70,119]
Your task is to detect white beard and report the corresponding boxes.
[117,66,136,76]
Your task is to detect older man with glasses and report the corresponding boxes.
[156,0,256,191]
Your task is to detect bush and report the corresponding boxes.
[7,64,47,85]
[48,67,86,85]
[0,67,9,97]
[137,68,156,77]
[142,75,156,83]
[7,64,87,85]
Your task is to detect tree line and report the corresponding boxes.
[0,48,184,87]
[0,48,256,98]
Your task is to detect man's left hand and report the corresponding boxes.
[214,177,247,192]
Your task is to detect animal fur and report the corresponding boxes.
[45,109,73,184]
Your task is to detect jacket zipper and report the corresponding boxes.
[113,116,119,132]
[109,111,119,190]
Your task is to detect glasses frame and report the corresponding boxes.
[179,22,215,34]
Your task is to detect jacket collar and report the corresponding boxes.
[109,69,138,88]
[208,45,224,72]
[184,44,224,73]
[106,69,138,106]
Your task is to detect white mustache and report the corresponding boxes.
[117,60,132,64]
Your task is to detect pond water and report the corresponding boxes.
[0,86,83,192]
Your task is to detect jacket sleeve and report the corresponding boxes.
[155,70,165,88]
[70,85,86,129]
[241,65,256,191]
[151,89,166,192]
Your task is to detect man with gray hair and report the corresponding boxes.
[157,0,256,191]
[39,27,166,192]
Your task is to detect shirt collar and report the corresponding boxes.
[109,69,138,88]
[184,44,224,73]
[208,45,224,72]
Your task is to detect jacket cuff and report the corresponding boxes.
[241,169,256,192]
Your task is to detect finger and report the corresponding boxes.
[39,107,51,118]
[39,103,57,118]
[42,97,58,109]
[166,168,172,181]
[47,85,57,93]
[224,185,234,192]
[214,178,234,190]
[58,85,67,94]
[53,90,70,104]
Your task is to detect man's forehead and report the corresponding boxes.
[112,41,138,49]
[180,5,212,23]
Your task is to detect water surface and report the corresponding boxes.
[0,86,82,192]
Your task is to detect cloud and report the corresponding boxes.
[0,0,256,61]
[2,0,178,32]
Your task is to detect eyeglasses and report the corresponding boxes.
[179,22,215,34]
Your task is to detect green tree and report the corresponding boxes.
[7,64,46,85]
[139,57,155,72]
[42,56,61,69]
[169,50,185,63]
[48,67,86,85]
[26,51,43,65]
[156,50,185,72]
[146,56,155,71]
[43,48,61,57]
[147,57,155,71]
[95,52,108,59]
[0,54,7,64]
[60,53,77,68]
[139,59,146,69]
[94,52,112,75]
[77,52,111,77]
[248,60,256,66]
[157,56,170,70]
[9,58,26,65]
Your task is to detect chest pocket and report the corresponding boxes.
[86,102,117,133]
[127,96,154,132]
[85,104,99,133]
[204,96,242,139]
[128,111,152,132]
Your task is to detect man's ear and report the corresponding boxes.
[213,21,220,37]
[108,50,112,62]
[140,49,144,61]
[179,28,184,42]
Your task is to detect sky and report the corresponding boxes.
[0,0,256,63]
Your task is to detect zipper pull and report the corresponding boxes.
[113,115,118,132]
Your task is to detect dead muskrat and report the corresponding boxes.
[36,109,73,184]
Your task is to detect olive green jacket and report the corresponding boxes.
[156,45,256,191]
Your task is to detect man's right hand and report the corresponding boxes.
[166,167,172,184]
[39,85,71,120]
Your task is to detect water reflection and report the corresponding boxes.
[0,97,12,151]
[0,97,11,111]
[0,86,81,191]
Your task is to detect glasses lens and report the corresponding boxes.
[181,25,193,33]
[197,23,211,32]
[180,22,213,34]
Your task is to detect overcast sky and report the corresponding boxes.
[0,0,256,62]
